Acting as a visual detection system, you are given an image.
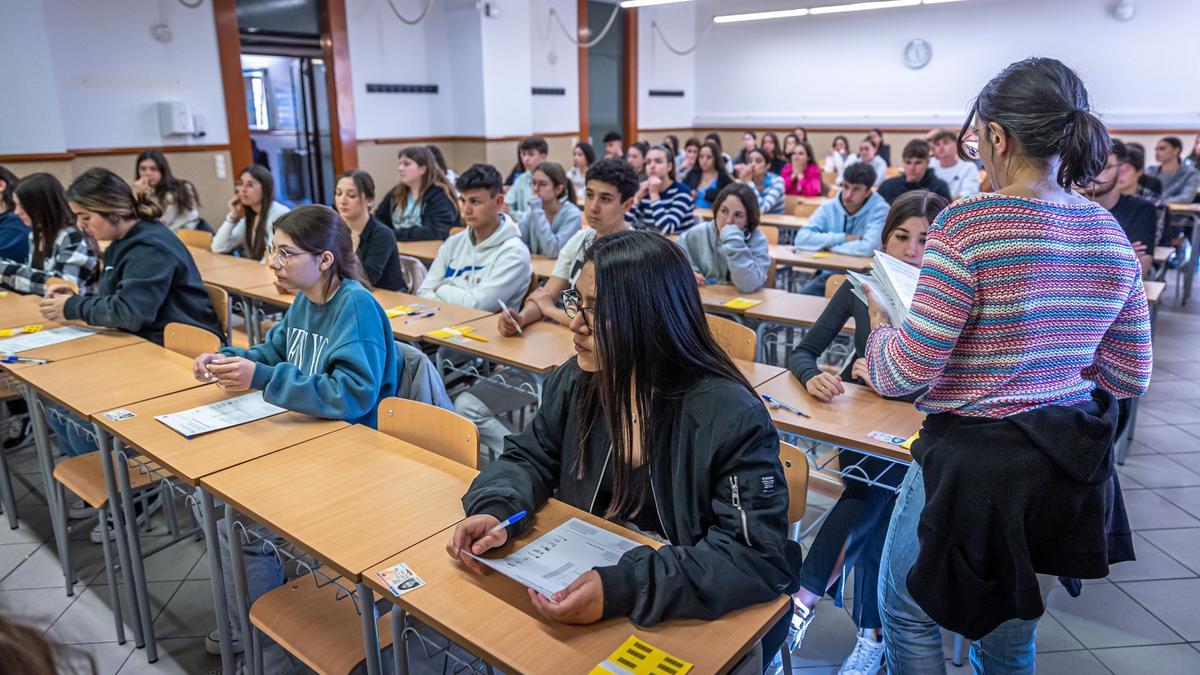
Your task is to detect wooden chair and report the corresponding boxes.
[163,322,221,358]
[779,441,809,525]
[706,314,756,362]
[203,283,233,345]
[824,274,846,299]
[521,269,540,305]
[784,195,801,217]
[759,225,780,245]
[793,201,820,218]
[246,399,481,674]
[820,170,838,188]
[885,166,903,179]
[177,228,213,249]
[448,226,465,237]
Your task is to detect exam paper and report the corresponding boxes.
[0,326,96,354]
[471,517,642,599]
[155,392,286,438]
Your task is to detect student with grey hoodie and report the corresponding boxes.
[417,164,533,312]
[678,183,772,294]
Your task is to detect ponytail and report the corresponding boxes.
[66,167,159,222]
[132,190,164,222]
[1056,108,1110,190]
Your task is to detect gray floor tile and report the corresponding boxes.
[787,600,859,668]
[1034,649,1111,674]
[1142,380,1200,403]
[1036,612,1085,652]
[1163,452,1200,474]
[1118,578,1200,641]
[185,547,210,581]
[1135,407,1170,426]
[1131,425,1200,453]
[1092,643,1200,674]
[0,542,40,582]
[0,502,53,545]
[0,586,75,631]
[60,641,137,675]
[152,579,216,640]
[1156,486,1200,519]
[1117,454,1200,488]
[1178,424,1200,440]
[89,537,205,588]
[0,538,106,591]
[1046,582,1178,648]
[1158,361,1200,379]
[1122,489,1200,530]
[115,637,221,675]
[1140,527,1200,574]
[1106,533,1196,582]
[47,580,178,645]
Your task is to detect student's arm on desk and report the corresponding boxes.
[790,203,841,250]
[62,248,171,333]
[246,337,388,421]
[1081,277,1152,399]
[719,225,770,293]
[829,199,888,256]
[595,400,796,626]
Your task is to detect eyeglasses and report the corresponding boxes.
[560,289,594,329]
[960,125,981,161]
[266,245,309,266]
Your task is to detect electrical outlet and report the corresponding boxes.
[215,155,227,179]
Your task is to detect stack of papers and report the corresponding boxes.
[0,326,96,354]
[846,251,920,325]
[155,391,286,438]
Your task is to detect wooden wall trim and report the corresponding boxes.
[622,8,638,146]
[0,144,232,163]
[642,125,1200,136]
[321,0,358,173]
[213,0,253,173]
[577,0,589,144]
[365,132,580,145]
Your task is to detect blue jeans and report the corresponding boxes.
[879,463,1046,674]
[45,405,98,457]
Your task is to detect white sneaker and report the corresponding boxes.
[839,628,885,675]
[205,629,244,655]
[68,497,97,520]
[786,598,816,653]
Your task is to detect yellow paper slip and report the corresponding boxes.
[0,325,43,338]
[722,298,762,310]
[384,305,422,318]
[590,635,693,675]
[809,252,832,258]
[901,431,919,450]
[425,325,488,342]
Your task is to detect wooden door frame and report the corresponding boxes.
[622,7,638,145]
[577,0,589,143]
[213,0,252,173]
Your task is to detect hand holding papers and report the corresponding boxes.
[845,250,920,326]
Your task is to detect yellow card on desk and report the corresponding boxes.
[0,325,42,337]
[385,305,421,318]
[723,297,762,310]
[590,635,693,675]
[809,252,832,258]
[901,431,919,450]
[426,325,488,342]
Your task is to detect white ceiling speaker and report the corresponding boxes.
[1111,0,1135,22]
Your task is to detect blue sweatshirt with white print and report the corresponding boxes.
[219,278,399,428]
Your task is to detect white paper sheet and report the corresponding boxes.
[0,326,96,354]
[872,250,920,314]
[471,517,642,599]
[154,391,286,438]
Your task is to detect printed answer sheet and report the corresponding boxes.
[155,391,286,438]
[472,517,642,599]
[0,326,96,353]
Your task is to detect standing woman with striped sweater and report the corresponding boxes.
[866,57,1152,673]
[629,145,695,235]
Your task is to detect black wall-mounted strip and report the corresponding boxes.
[366,83,439,94]
[532,87,566,96]
[648,89,685,97]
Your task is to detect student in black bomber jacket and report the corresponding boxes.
[40,168,221,346]
[449,231,800,662]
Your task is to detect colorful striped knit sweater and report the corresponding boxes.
[866,193,1153,418]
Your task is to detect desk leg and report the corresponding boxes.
[26,390,73,592]
[224,503,254,675]
[94,424,145,648]
[357,582,382,675]
[0,397,18,529]
[112,438,157,663]
[390,601,408,675]
[200,490,236,675]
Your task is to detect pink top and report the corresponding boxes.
[781,162,822,196]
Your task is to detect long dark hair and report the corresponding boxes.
[684,140,731,190]
[272,205,367,296]
[573,231,753,518]
[792,139,818,169]
[393,146,457,215]
[647,145,676,181]
[238,165,275,260]
[574,141,596,168]
[15,173,100,271]
[761,132,786,163]
[533,161,577,205]
[134,150,198,213]
[66,167,163,223]
[881,189,949,245]
[337,169,376,201]
[712,183,762,235]
[958,57,1109,189]
[0,165,18,212]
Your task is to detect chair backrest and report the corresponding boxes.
[779,441,809,524]
[45,277,78,294]
[783,195,800,217]
[824,274,846,299]
[765,259,777,290]
[178,229,214,249]
[163,321,222,358]
[885,166,903,179]
[758,225,780,245]
[821,170,838,187]
[204,283,231,342]
[794,201,820,217]
[397,255,428,294]
[448,226,465,237]
[705,314,756,362]
[394,341,454,410]
[377,397,479,469]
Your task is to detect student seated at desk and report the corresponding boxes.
[738,148,786,215]
[785,190,947,673]
[628,145,695,235]
[335,170,406,291]
[212,165,289,258]
[517,161,582,258]
[930,129,981,200]
[823,135,853,187]
[679,183,771,293]
[793,162,890,296]
[457,159,638,460]
[417,164,533,311]
[761,132,788,175]
[626,141,649,179]
[1,173,100,296]
[603,130,624,160]
[504,137,550,222]
[877,139,952,204]
[567,141,595,198]
[448,231,799,654]
[0,165,30,263]
[846,139,887,188]
[682,141,733,209]
[133,149,202,232]
[375,146,461,242]
[1147,135,1200,204]
[781,139,823,197]
[1084,140,1158,279]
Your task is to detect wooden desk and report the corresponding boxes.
[396,240,442,263]
[422,316,576,376]
[1167,202,1200,214]
[366,500,788,675]
[186,246,256,275]
[756,373,922,463]
[745,292,853,333]
[0,329,143,371]
[532,256,557,280]
[197,260,277,294]
[0,292,51,327]
[200,424,476,581]
[695,208,810,229]
[375,290,495,342]
[1153,247,1172,264]
[735,360,786,388]
[91,386,347,486]
[770,245,872,274]
[1145,280,1165,305]
[698,284,792,316]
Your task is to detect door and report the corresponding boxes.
[586,0,624,147]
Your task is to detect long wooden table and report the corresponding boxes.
[422,314,577,377]
[698,284,793,316]
[695,208,810,229]
[366,499,789,675]
[770,245,873,274]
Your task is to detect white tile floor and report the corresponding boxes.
[1,274,1198,674]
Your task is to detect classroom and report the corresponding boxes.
[0,0,1198,673]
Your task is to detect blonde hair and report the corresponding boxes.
[66,168,163,222]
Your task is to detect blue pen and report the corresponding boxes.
[404,311,438,324]
[487,510,528,534]
[0,356,49,365]
[763,394,810,418]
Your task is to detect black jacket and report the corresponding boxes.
[375,185,460,242]
[463,359,800,627]
[682,168,733,205]
[355,217,406,292]
[64,220,222,346]
[878,169,952,204]
[908,388,1132,639]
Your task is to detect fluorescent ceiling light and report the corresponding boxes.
[620,0,693,8]
[715,0,964,23]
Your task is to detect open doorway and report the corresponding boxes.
[585,0,624,147]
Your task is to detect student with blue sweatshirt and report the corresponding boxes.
[0,166,30,263]
[793,162,890,296]
[191,204,399,667]
[628,145,695,235]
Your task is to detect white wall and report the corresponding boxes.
[638,1,696,130]
[530,0,581,134]
[0,1,67,153]
[668,0,1200,130]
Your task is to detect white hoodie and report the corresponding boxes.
[417,213,532,311]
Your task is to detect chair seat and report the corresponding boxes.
[52,453,164,509]
[231,328,252,350]
[250,573,394,675]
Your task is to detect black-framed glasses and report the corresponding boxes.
[560,289,594,328]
